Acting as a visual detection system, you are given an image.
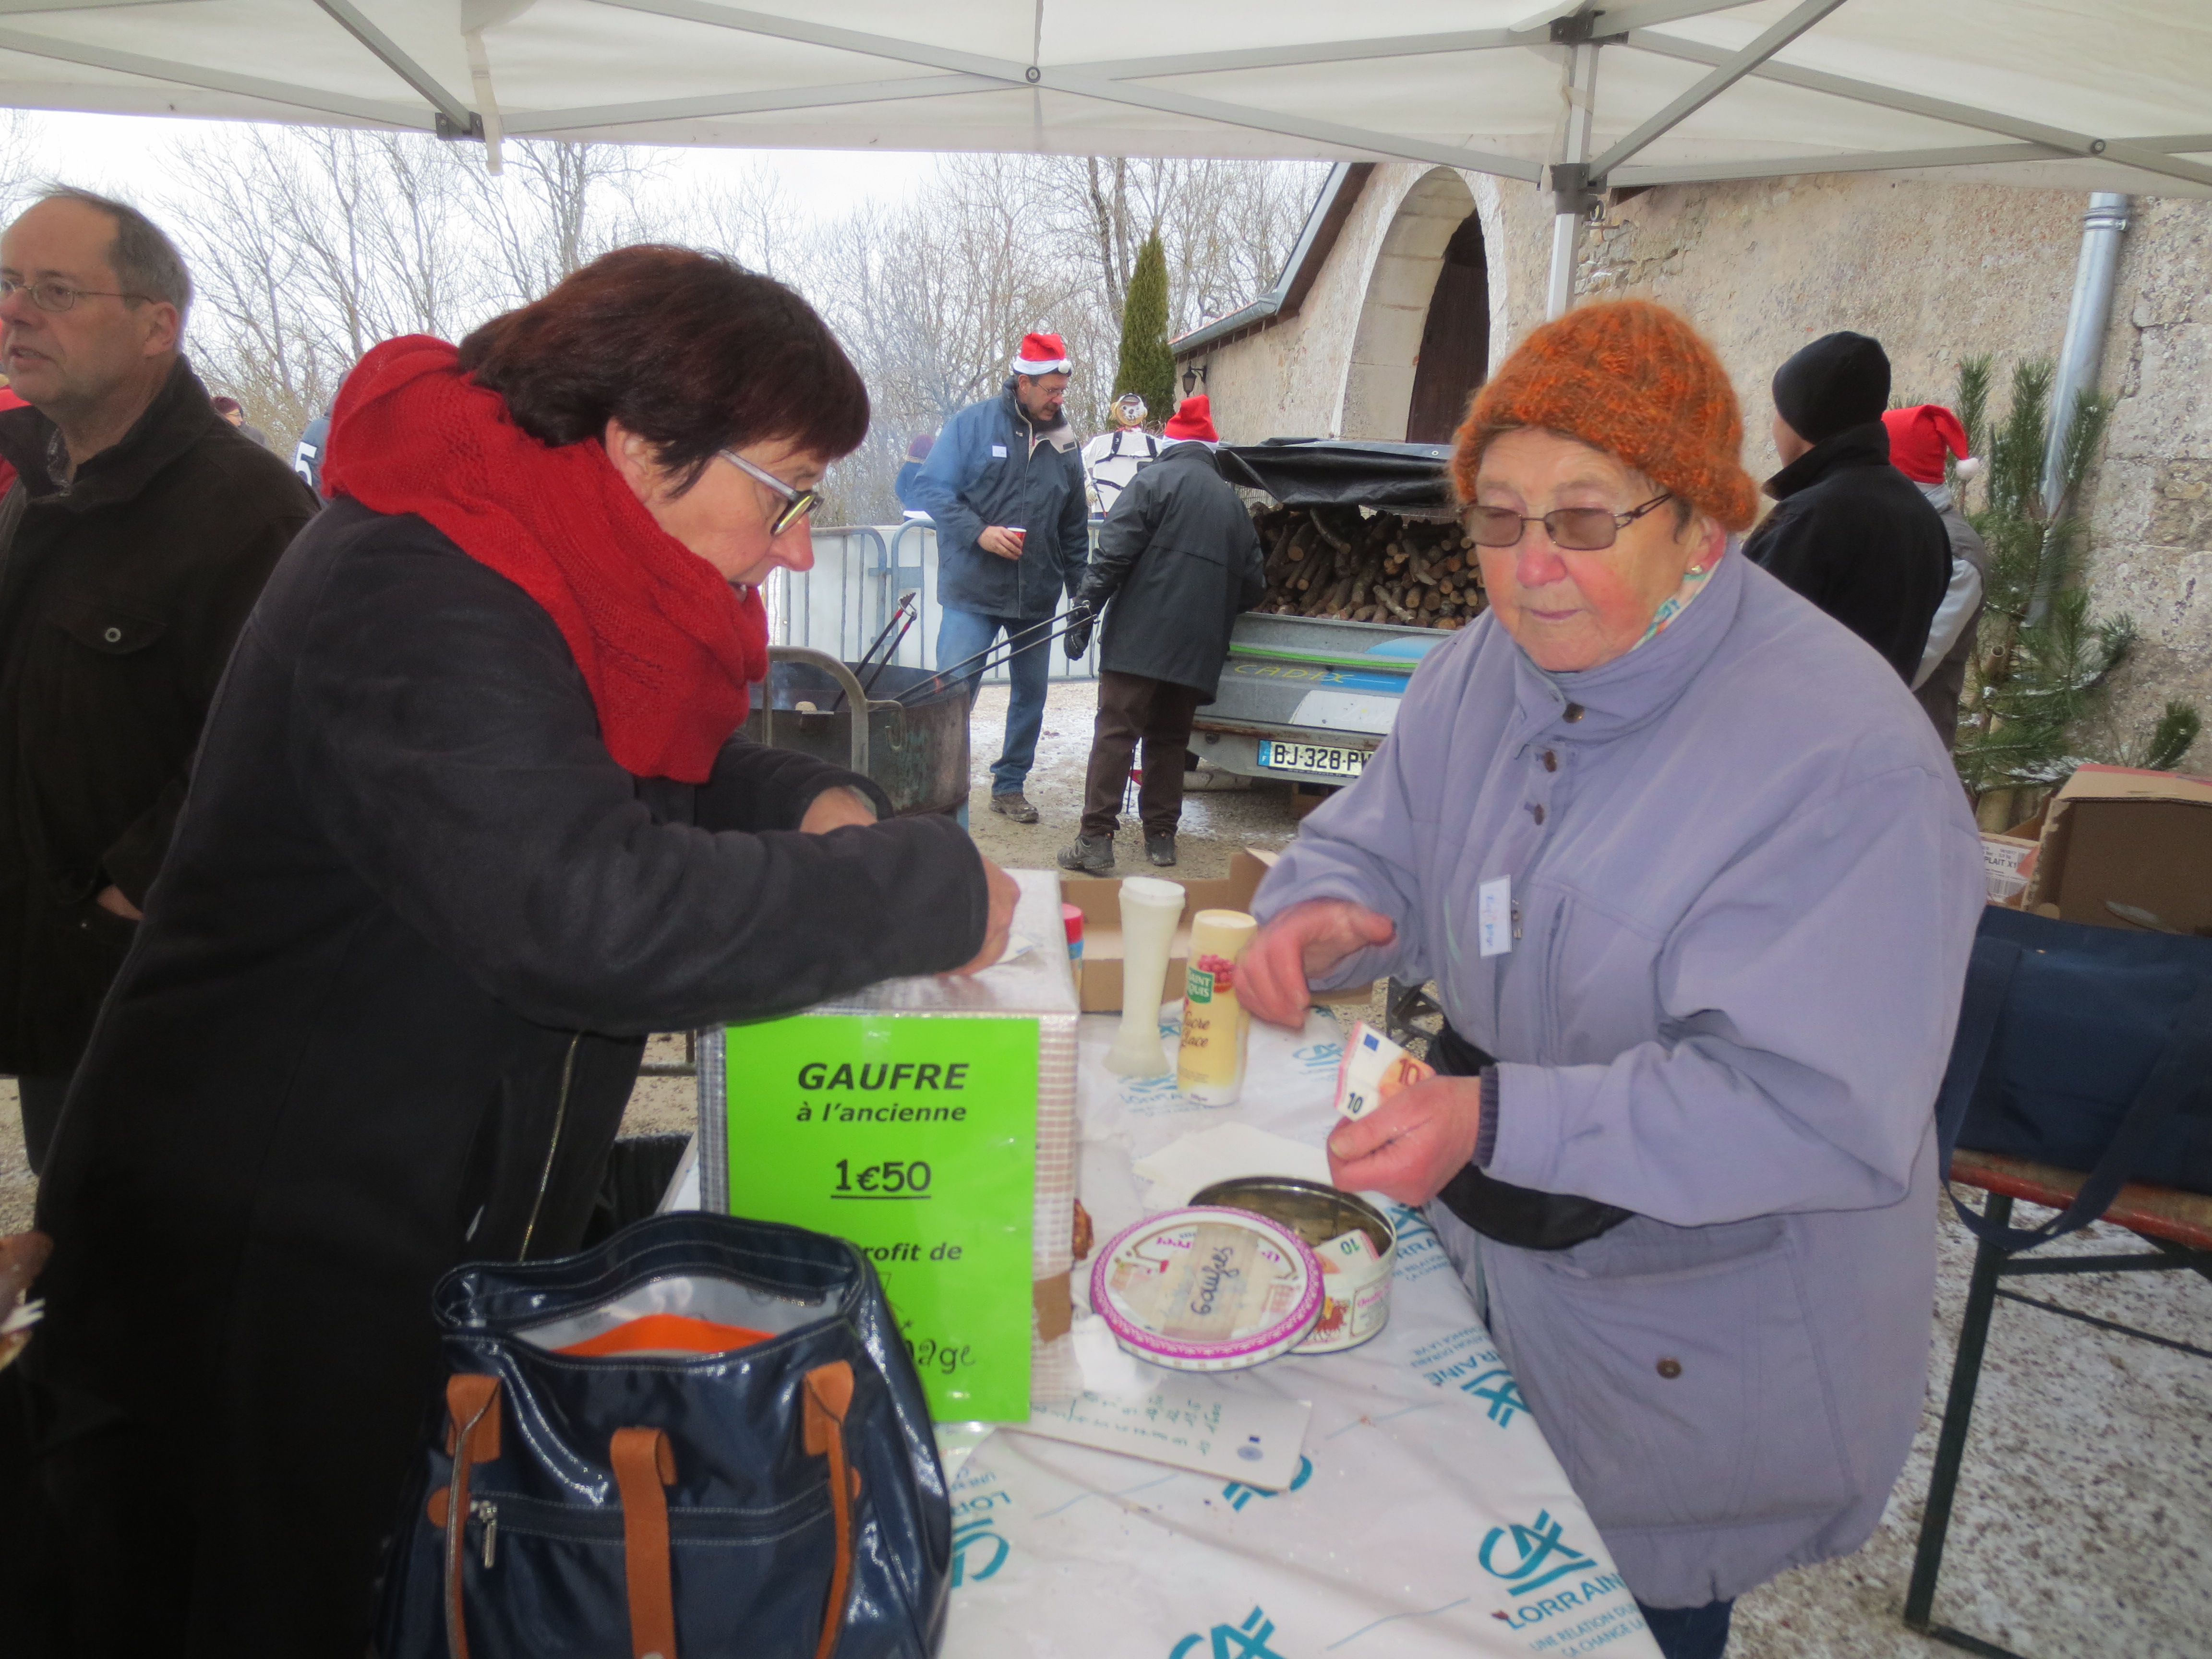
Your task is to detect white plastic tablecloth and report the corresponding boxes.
[938,1007,1661,1659]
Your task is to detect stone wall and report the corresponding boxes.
[2081,197,2212,752]
[1187,167,2212,767]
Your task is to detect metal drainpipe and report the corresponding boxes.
[2029,191,2130,623]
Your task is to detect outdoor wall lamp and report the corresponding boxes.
[1182,362,1208,396]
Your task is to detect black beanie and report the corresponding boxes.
[1772,331,1890,445]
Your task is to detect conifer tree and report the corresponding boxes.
[1115,232,1175,420]
[1953,356,2200,827]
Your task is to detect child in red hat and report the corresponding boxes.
[1880,404,1987,745]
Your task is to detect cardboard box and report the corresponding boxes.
[2020,764,2212,935]
[1060,849,1280,1012]
[1979,832,2040,905]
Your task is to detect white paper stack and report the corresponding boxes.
[698,869,1083,1408]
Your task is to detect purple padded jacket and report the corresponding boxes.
[1255,548,1982,1607]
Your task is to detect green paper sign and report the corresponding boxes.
[723,1013,1038,1421]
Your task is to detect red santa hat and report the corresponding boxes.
[1011,332,1071,376]
[1163,395,1218,443]
[1882,403,1979,484]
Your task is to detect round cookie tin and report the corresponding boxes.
[1189,1177,1396,1354]
[1090,1206,1324,1371]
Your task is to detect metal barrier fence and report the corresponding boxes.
[765,520,1102,684]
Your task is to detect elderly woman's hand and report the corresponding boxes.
[1325,1073,1485,1204]
[1239,900,1397,1027]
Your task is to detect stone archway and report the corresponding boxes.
[1407,210,1491,443]
[1340,168,1491,443]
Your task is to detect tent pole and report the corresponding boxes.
[1546,211,1581,320]
[1546,36,1601,319]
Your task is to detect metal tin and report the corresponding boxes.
[1189,1177,1396,1354]
[1090,1206,1323,1371]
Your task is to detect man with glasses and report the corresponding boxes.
[910,331,1090,825]
[0,187,314,1172]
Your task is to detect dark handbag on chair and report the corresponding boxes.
[1934,904,2212,1253]
[376,1212,951,1658]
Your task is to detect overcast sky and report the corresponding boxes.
[13,107,941,223]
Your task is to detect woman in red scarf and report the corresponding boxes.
[11,247,1013,1656]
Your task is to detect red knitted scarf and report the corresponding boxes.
[324,336,767,783]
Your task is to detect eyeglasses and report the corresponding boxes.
[1464,492,1674,552]
[718,449,819,537]
[0,277,150,313]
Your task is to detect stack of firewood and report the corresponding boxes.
[1250,504,1484,630]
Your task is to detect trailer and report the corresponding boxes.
[1193,439,1471,788]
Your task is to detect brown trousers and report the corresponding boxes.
[1080,670,1206,838]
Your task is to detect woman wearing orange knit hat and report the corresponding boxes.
[1241,301,1982,1659]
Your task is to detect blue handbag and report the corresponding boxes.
[1935,904,2212,1252]
[376,1212,951,1658]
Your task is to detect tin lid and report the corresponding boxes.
[1090,1206,1323,1371]
[1187,1176,1395,1261]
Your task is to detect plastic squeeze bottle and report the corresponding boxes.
[1177,909,1258,1106]
[1105,877,1186,1078]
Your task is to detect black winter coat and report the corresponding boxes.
[1076,443,1266,697]
[0,357,314,1074]
[15,498,988,1656]
[1743,421,1949,682]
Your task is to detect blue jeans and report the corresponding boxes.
[938,606,1051,795]
[1636,1599,1734,1659]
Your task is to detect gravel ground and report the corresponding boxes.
[959,679,1307,878]
[4,680,2206,1655]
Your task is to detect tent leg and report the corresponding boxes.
[1546,210,1581,320]
[1545,36,1601,320]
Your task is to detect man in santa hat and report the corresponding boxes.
[1882,403,1987,746]
[911,331,1090,823]
[1058,395,1265,872]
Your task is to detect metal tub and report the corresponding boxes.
[742,646,969,818]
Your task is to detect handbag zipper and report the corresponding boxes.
[517,1033,582,1261]
[473,1499,499,1569]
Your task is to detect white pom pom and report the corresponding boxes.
[1953,457,1982,481]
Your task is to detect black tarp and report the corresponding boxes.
[1217,438,1453,512]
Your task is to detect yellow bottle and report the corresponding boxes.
[1178,909,1258,1106]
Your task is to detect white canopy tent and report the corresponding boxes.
[0,2,2203,191]
[0,2,2204,333]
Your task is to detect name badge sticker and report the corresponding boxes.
[990,444,1008,458]
[1478,877,1512,958]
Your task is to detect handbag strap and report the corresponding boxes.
[802,1361,858,1659]
[441,1374,502,1659]
[1952,975,2212,1253]
[612,1427,679,1659]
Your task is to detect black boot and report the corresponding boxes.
[1057,834,1115,877]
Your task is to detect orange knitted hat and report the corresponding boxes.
[1452,300,1758,532]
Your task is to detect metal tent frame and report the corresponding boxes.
[0,3,2201,222]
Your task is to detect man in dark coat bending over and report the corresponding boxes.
[1743,330,1947,681]
[1058,396,1264,874]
